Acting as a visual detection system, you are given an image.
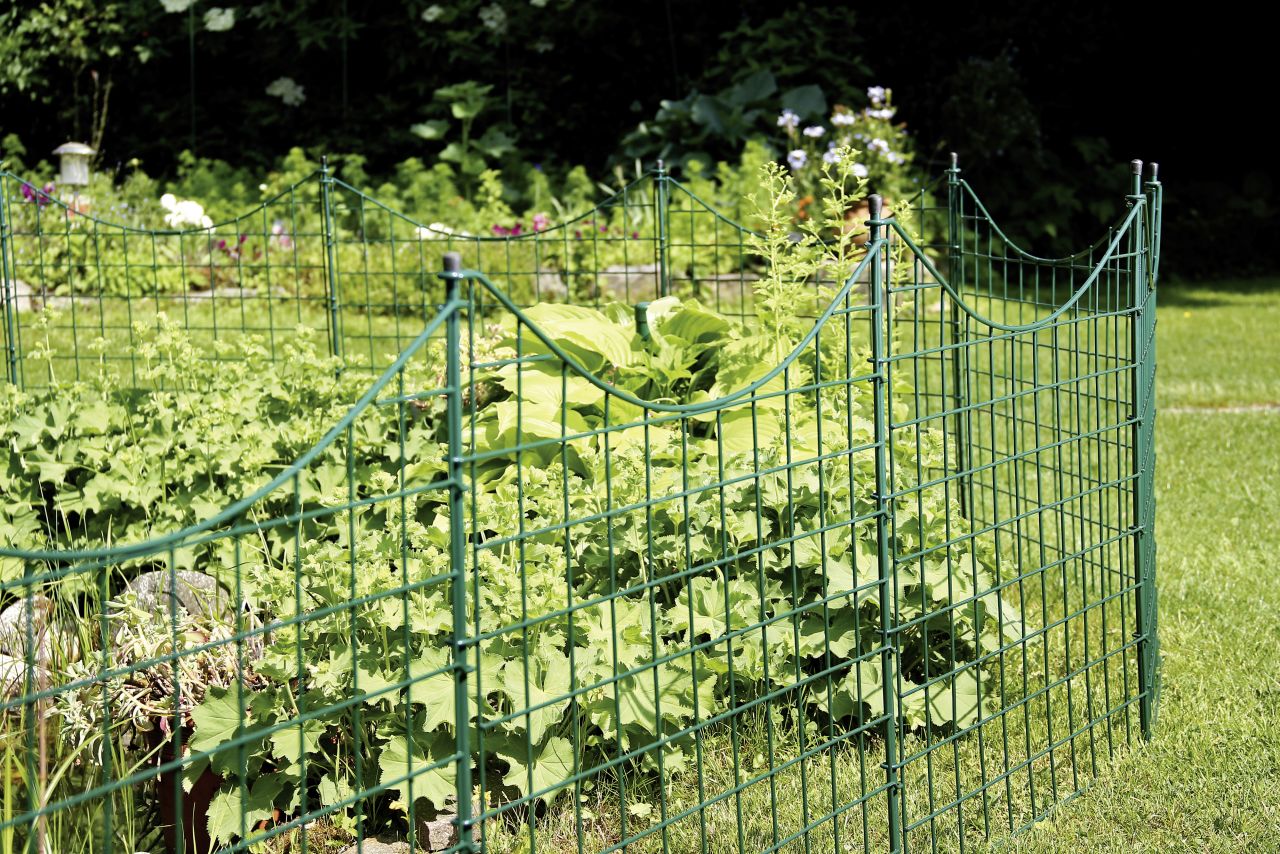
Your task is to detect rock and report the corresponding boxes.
[0,594,78,665]
[2,279,34,312]
[418,812,462,852]
[598,263,659,302]
[338,841,409,854]
[39,294,101,311]
[0,653,48,700]
[185,287,259,300]
[533,270,568,300]
[672,271,760,308]
[122,570,232,622]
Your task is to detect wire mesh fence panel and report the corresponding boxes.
[0,157,1160,854]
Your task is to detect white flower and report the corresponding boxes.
[258,183,269,192]
[160,195,213,230]
[831,112,856,127]
[159,0,195,12]
[422,4,444,21]
[866,107,896,120]
[479,3,507,33]
[266,77,306,107]
[803,125,825,138]
[888,152,906,165]
[204,7,235,31]
[786,149,807,170]
[415,223,454,240]
[822,144,841,165]
[867,85,886,106]
[851,163,869,179]
[777,109,800,130]
[868,137,891,156]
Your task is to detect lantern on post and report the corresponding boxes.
[52,142,95,189]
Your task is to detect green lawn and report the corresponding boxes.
[1007,278,1280,851]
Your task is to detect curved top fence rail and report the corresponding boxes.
[0,155,1163,567]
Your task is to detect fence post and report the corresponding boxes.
[868,194,903,848]
[0,173,19,386]
[1126,159,1156,740]
[319,157,344,365]
[945,153,970,520]
[1143,161,1162,724]
[439,251,476,851]
[654,159,670,298]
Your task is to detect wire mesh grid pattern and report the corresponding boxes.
[0,157,1161,853]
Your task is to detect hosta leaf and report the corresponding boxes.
[516,304,638,370]
[715,407,779,455]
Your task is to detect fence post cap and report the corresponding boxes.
[1130,159,1143,175]
[442,251,462,273]
[1146,161,1160,181]
[949,152,959,169]
[868,194,883,220]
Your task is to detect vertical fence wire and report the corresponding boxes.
[0,160,1160,854]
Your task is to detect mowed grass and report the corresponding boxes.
[1007,278,1280,851]
[1154,279,1280,409]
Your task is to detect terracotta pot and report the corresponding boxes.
[149,727,221,854]
[843,198,894,244]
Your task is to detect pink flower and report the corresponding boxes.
[532,213,550,232]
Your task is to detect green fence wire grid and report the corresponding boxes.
[0,155,1162,854]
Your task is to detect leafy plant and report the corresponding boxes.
[622,69,827,169]
[411,81,516,200]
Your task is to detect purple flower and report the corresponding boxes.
[786,149,808,170]
[532,212,550,232]
[631,231,639,239]
[20,182,54,206]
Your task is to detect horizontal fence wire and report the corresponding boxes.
[0,158,1161,854]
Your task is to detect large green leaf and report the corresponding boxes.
[500,735,575,801]
[380,733,457,811]
[190,688,242,755]
[780,84,827,119]
[517,304,638,371]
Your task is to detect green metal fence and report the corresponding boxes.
[0,156,1161,853]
